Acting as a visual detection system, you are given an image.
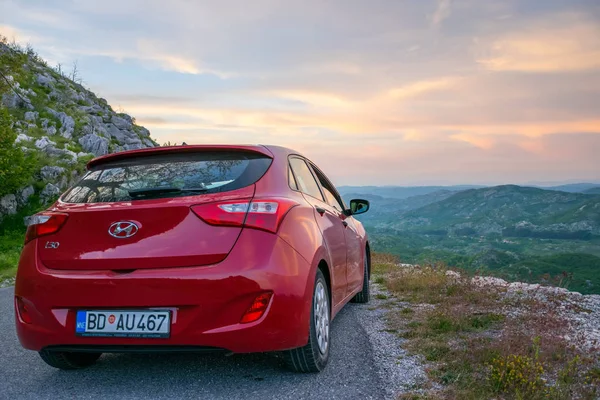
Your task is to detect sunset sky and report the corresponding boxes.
[1,0,599,186]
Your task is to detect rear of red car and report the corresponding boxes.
[15,145,314,360]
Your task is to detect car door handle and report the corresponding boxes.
[315,207,326,215]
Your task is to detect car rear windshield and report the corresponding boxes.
[61,151,272,203]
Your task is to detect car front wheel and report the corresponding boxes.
[284,268,330,372]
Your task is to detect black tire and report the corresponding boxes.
[351,248,370,304]
[39,350,102,370]
[284,269,330,373]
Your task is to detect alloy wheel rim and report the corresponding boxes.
[314,281,329,354]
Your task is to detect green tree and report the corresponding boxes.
[0,107,33,197]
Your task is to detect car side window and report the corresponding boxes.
[288,166,298,190]
[309,164,346,212]
[289,158,324,201]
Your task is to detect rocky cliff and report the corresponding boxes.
[0,38,158,220]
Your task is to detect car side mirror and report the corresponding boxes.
[345,199,370,216]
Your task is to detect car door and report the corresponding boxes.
[308,163,364,297]
[288,157,348,308]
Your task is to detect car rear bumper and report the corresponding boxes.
[15,229,314,353]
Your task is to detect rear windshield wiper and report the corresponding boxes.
[128,187,209,198]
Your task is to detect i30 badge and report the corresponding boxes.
[108,221,139,238]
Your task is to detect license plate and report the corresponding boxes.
[75,310,171,338]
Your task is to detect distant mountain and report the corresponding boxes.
[583,187,600,195]
[388,185,600,238]
[337,185,483,199]
[538,183,600,193]
[342,190,457,224]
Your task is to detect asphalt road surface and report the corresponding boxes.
[0,287,388,400]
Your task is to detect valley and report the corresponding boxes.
[343,184,600,294]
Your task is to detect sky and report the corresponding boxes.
[1,0,599,186]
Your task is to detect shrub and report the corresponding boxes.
[0,108,34,197]
[489,353,546,397]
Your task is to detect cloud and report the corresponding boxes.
[3,0,600,185]
[268,90,355,108]
[431,0,452,27]
[0,24,45,45]
[388,77,461,100]
[477,14,600,72]
[451,133,496,149]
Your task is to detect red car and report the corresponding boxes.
[15,145,370,372]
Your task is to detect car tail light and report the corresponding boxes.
[24,212,69,244]
[191,198,298,233]
[15,297,32,324]
[240,292,273,323]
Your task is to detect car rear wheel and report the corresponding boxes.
[39,350,102,370]
[284,268,330,372]
[351,249,370,304]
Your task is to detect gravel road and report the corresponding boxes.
[0,286,424,399]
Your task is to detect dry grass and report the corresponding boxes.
[370,253,600,399]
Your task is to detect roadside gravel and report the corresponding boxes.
[356,283,428,398]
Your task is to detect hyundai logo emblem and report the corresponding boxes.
[108,221,139,238]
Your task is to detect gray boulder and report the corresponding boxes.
[35,136,56,149]
[82,117,108,137]
[124,143,143,151]
[78,104,104,114]
[111,115,133,130]
[125,136,143,145]
[40,183,61,205]
[18,186,35,206]
[24,111,38,122]
[48,89,62,101]
[143,138,156,148]
[43,125,57,135]
[36,73,55,88]
[46,109,75,139]
[45,147,78,164]
[67,88,81,100]
[106,123,131,142]
[45,107,59,117]
[15,133,33,144]
[40,166,66,181]
[0,194,18,216]
[79,134,109,156]
[2,91,33,110]
[59,114,75,138]
[138,127,151,137]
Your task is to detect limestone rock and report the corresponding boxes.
[79,134,109,156]
[40,166,66,181]
[0,194,18,216]
[111,115,133,130]
[15,133,33,144]
[18,186,35,206]
[35,136,56,149]
[40,183,61,204]
[36,73,55,87]
[24,111,38,122]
